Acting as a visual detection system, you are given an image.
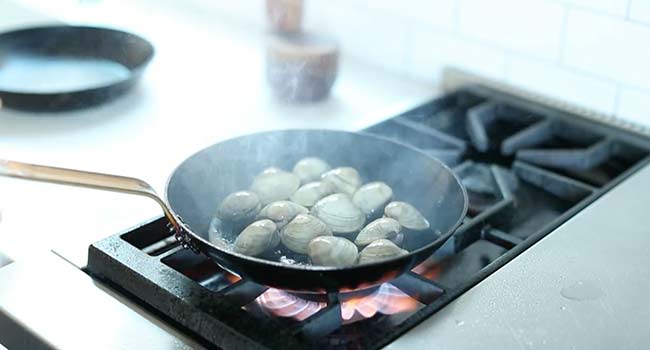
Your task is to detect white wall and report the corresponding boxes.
[207,0,650,127]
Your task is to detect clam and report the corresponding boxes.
[321,167,362,195]
[257,200,309,228]
[281,214,332,254]
[311,193,365,234]
[293,157,331,184]
[216,191,261,225]
[290,181,336,208]
[250,168,300,205]
[354,218,402,247]
[261,166,282,175]
[384,201,430,231]
[357,239,408,264]
[308,236,358,267]
[234,220,279,256]
[352,182,393,219]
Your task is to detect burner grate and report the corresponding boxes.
[88,221,444,349]
[87,86,650,349]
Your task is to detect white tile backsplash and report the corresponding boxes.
[208,0,650,126]
[505,57,618,112]
[457,0,566,61]
[564,9,650,91]
[617,88,650,124]
[347,0,457,31]
[190,0,265,26]
[559,0,629,16]
[629,0,650,24]
[408,27,507,83]
[317,3,410,73]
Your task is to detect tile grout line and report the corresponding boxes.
[625,0,633,19]
[545,1,632,20]
[557,62,650,94]
[445,30,625,90]
[452,0,462,33]
[496,45,650,95]
[617,83,650,95]
[453,31,558,63]
[325,0,650,98]
[627,18,650,28]
[569,2,650,28]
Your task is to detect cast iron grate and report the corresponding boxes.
[86,86,650,350]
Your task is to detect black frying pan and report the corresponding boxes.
[0,25,153,111]
[0,130,467,293]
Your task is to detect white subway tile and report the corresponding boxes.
[310,4,409,73]
[408,27,507,83]
[617,88,650,126]
[559,0,628,16]
[457,0,565,61]
[505,58,618,113]
[346,0,456,31]
[304,0,348,31]
[564,10,650,90]
[190,0,265,25]
[629,0,650,25]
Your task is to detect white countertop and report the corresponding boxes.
[0,0,437,266]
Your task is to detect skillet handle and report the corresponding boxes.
[0,159,186,244]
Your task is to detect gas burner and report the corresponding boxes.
[256,288,326,321]
[86,86,650,350]
[254,283,420,324]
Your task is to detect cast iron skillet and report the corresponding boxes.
[0,25,153,111]
[0,130,467,293]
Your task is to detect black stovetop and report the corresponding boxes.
[86,86,650,350]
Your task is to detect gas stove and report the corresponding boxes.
[85,85,648,349]
[2,80,650,350]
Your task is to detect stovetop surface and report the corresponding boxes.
[386,161,650,350]
[82,86,650,349]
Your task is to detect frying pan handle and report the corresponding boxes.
[0,159,183,238]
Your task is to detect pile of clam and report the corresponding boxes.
[210,157,430,267]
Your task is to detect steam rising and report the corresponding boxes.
[166,130,465,253]
[265,33,339,103]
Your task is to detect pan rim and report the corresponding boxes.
[164,128,468,272]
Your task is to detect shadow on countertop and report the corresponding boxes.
[0,251,12,269]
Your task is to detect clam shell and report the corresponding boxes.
[234,219,279,256]
[311,193,365,234]
[257,200,309,228]
[290,181,336,208]
[357,239,408,264]
[384,201,430,231]
[250,169,300,205]
[293,157,331,184]
[261,166,282,175]
[216,191,261,223]
[321,167,361,195]
[308,236,358,267]
[352,182,393,219]
[281,214,333,254]
[354,218,402,247]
